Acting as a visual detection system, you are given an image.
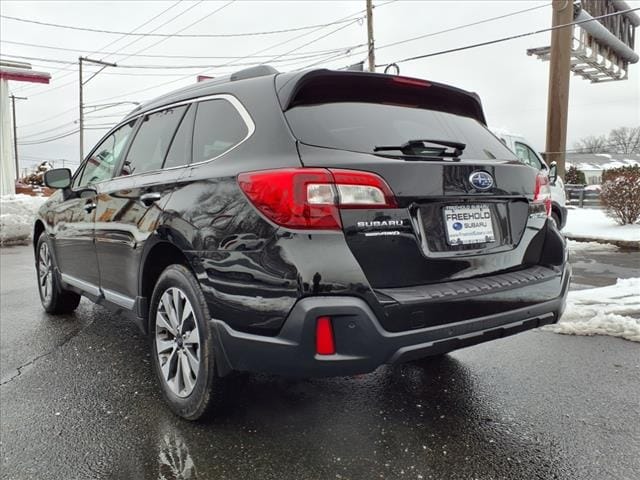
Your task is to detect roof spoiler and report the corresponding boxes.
[276,69,487,125]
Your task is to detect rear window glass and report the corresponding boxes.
[285,103,516,161]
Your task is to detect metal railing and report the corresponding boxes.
[565,184,602,207]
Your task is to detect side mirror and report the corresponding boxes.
[548,162,558,185]
[44,168,72,189]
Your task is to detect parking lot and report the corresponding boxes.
[1,243,639,480]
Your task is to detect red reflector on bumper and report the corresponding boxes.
[316,316,335,355]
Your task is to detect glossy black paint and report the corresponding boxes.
[34,68,570,376]
[47,190,100,287]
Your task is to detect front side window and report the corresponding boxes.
[514,142,543,170]
[76,120,135,187]
[123,105,188,176]
[192,99,248,164]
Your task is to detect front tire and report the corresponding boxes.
[35,233,81,314]
[150,264,219,420]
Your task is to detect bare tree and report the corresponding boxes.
[608,126,640,154]
[573,135,608,153]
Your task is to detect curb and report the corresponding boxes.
[564,234,640,250]
[0,239,31,247]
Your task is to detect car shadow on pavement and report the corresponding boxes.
[115,356,571,480]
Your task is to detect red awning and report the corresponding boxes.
[0,66,50,84]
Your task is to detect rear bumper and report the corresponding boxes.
[211,264,571,377]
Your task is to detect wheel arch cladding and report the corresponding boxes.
[139,241,195,326]
[33,220,45,253]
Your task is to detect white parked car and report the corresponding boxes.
[491,129,567,229]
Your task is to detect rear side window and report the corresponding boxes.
[285,103,516,161]
[192,99,248,164]
[123,105,187,175]
[514,142,543,170]
[164,104,195,169]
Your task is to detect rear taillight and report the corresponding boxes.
[533,173,552,217]
[237,168,397,230]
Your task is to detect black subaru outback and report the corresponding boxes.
[35,66,570,419]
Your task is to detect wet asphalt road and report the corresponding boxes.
[1,243,639,480]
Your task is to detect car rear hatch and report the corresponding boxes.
[275,70,562,330]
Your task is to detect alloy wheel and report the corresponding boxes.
[38,242,53,304]
[155,288,201,398]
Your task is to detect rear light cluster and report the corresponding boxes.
[238,168,397,230]
[533,172,552,217]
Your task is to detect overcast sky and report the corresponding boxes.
[1,0,639,172]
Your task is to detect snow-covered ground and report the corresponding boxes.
[543,278,640,343]
[566,239,617,252]
[564,208,639,243]
[0,195,48,245]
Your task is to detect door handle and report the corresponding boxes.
[83,202,97,213]
[140,192,162,207]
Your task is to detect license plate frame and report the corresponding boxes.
[442,204,495,246]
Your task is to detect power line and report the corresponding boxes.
[375,3,551,52]
[379,7,640,66]
[299,47,366,70]
[19,121,77,139]
[12,47,349,133]
[101,1,234,67]
[0,38,362,60]
[18,62,211,77]
[15,44,360,140]
[84,8,368,106]
[0,13,362,38]
[15,106,77,129]
[1,47,355,69]
[268,17,363,64]
[18,129,81,144]
[18,126,111,145]
[95,0,203,64]
[10,1,183,95]
[10,6,371,133]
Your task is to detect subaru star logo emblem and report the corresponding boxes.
[469,171,494,191]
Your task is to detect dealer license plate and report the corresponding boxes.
[443,204,495,245]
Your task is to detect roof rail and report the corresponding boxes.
[230,65,279,82]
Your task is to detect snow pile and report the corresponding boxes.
[543,278,640,342]
[564,208,640,243]
[0,194,48,245]
[566,239,617,252]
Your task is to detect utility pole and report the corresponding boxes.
[545,0,574,179]
[10,94,27,180]
[79,57,117,162]
[79,57,83,163]
[366,0,375,72]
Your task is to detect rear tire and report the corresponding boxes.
[35,233,81,314]
[551,211,561,229]
[149,264,219,420]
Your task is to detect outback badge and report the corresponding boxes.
[469,171,494,191]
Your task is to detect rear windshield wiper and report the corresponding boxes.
[374,139,466,159]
